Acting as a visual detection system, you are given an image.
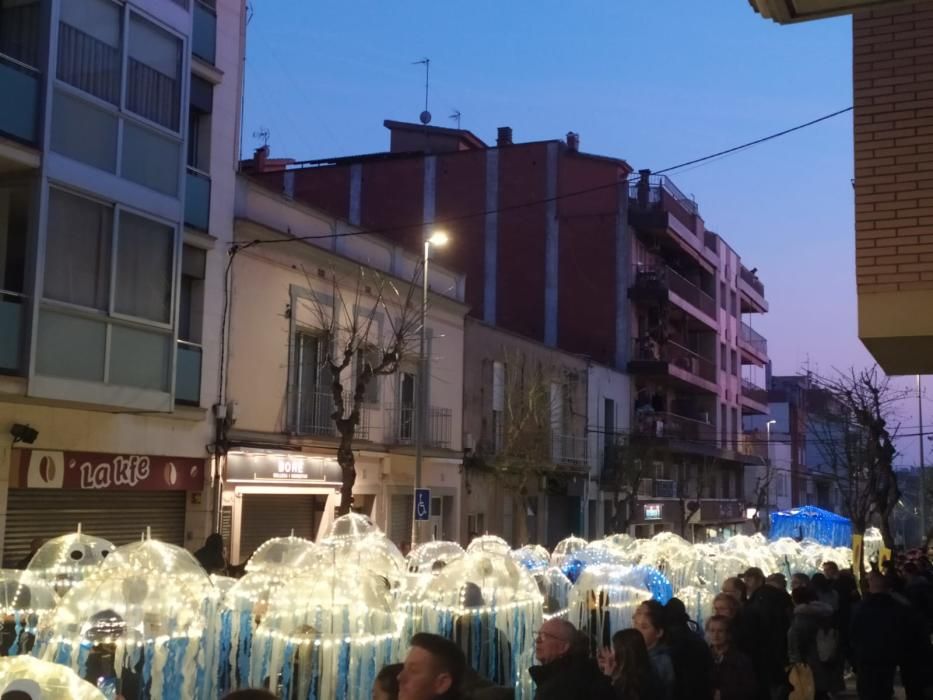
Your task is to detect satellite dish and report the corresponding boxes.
[420,110,432,125]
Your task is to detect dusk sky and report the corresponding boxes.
[241,1,928,464]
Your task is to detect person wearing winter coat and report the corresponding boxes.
[741,567,792,700]
[634,601,676,700]
[786,586,839,700]
[706,615,756,700]
[529,618,614,700]
[663,598,714,700]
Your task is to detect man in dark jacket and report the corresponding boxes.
[664,597,713,700]
[529,619,614,700]
[399,633,467,700]
[742,567,792,700]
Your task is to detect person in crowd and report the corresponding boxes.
[398,633,466,700]
[13,537,45,570]
[790,573,810,591]
[741,567,792,700]
[721,577,747,605]
[807,574,839,612]
[529,618,614,700]
[222,691,278,700]
[194,533,228,575]
[822,561,859,671]
[787,586,840,700]
[902,561,933,630]
[633,601,675,700]
[374,663,403,700]
[766,573,788,592]
[663,597,713,700]
[599,628,662,700]
[712,593,756,659]
[706,615,756,700]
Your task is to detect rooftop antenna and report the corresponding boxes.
[253,127,270,147]
[449,109,461,130]
[413,58,431,125]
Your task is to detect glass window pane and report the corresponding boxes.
[121,121,180,195]
[57,0,121,104]
[51,90,118,172]
[175,341,201,404]
[127,14,181,131]
[109,324,170,390]
[115,211,173,323]
[0,185,29,294]
[0,0,41,67]
[36,309,106,381]
[44,188,112,310]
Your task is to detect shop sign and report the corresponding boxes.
[12,448,204,491]
[643,503,663,521]
[225,452,342,484]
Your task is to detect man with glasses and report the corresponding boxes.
[529,619,614,700]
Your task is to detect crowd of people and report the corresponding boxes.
[359,553,933,700]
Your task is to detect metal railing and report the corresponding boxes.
[384,405,452,448]
[295,389,371,440]
[551,432,587,468]
[175,340,202,405]
[740,265,765,297]
[741,378,768,406]
[192,0,217,64]
[739,321,768,356]
[704,231,718,252]
[0,53,39,144]
[653,479,677,498]
[185,167,211,231]
[0,290,25,373]
[634,410,718,442]
[632,338,717,384]
[633,264,716,318]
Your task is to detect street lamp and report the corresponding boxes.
[413,230,448,545]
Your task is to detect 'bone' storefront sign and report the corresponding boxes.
[11,448,205,491]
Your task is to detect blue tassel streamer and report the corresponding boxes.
[54,643,72,667]
[9,612,22,656]
[237,608,253,688]
[281,641,295,699]
[471,614,481,679]
[142,643,154,693]
[77,643,90,681]
[218,610,232,692]
[162,639,178,699]
[490,608,498,684]
[307,645,319,700]
[337,641,350,700]
[259,634,272,689]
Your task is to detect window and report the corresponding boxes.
[720,281,726,310]
[356,347,381,404]
[731,407,738,449]
[721,470,731,499]
[720,342,727,371]
[178,245,205,343]
[720,403,727,445]
[492,361,505,452]
[51,90,119,172]
[127,14,181,130]
[122,121,181,195]
[114,212,173,323]
[187,75,213,172]
[1,0,41,67]
[399,371,416,441]
[603,398,615,471]
[730,349,738,377]
[0,184,28,372]
[57,0,122,104]
[730,290,738,317]
[294,332,332,434]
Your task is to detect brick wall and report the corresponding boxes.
[853,2,933,293]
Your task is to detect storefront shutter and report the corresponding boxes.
[238,494,321,562]
[388,494,413,546]
[3,489,186,566]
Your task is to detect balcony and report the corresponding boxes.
[192,1,217,65]
[175,340,202,405]
[629,265,717,326]
[739,321,768,364]
[738,432,770,461]
[185,167,211,231]
[630,339,718,393]
[628,175,708,265]
[634,410,717,443]
[739,265,768,313]
[740,378,769,414]
[295,389,372,441]
[384,404,452,449]
[551,432,587,469]
[0,291,25,374]
[0,53,39,147]
[636,478,678,498]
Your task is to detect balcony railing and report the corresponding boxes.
[741,378,768,406]
[295,389,372,440]
[192,1,217,64]
[384,405,452,449]
[0,54,39,144]
[551,432,587,468]
[634,410,717,442]
[739,432,770,461]
[0,290,25,374]
[633,265,716,318]
[739,321,768,356]
[653,478,677,498]
[632,338,717,384]
[175,340,202,405]
[629,174,699,233]
[185,167,211,231]
[740,265,765,297]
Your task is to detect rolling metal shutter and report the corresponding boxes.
[389,494,413,546]
[3,489,186,566]
[238,494,320,561]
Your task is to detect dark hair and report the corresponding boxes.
[638,600,667,636]
[723,577,747,600]
[810,572,831,593]
[611,629,652,694]
[409,633,466,691]
[705,614,731,637]
[903,562,920,577]
[664,597,690,628]
[792,586,816,606]
[221,690,278,700]
[205,533,225,552]
[375,663,402,698]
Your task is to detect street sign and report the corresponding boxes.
[414,488,431,521]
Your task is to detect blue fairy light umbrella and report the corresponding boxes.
[26,529,115,597]
[34,537,213,699]
[769,505,852,548]
[0,655,106,699]
[510,545,550,573]
[0,570,57,656]
[417,550,543,700]
[533,567,572,620]
[249,564,401,700]
[550,536,588,568]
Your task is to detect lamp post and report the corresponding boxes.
[413,231,448,545]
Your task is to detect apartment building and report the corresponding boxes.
[0,0,244,562]
[749,0,933,374]
[223,176,467,558]
[242,120,770,541]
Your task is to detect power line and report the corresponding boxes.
[236,105,854,248]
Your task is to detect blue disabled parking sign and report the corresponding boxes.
[414,488,431,521]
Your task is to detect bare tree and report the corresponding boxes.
[809,367,907,549]
[749,458,775,534]
[302,265,421,515]
[602,437,656,534]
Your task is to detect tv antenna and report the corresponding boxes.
[253,127,270,147]
[413,57,431,124]
[449,109,461,130]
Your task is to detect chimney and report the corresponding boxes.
[254,144,270,172]
[496,126,513,147]
[566,131,580,152]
